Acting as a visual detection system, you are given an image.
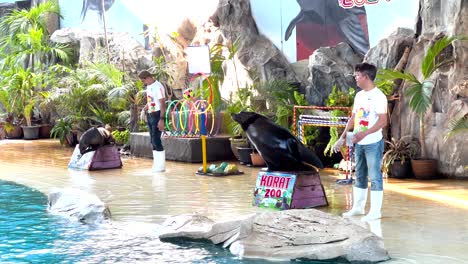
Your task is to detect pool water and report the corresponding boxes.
[0,180,330,264]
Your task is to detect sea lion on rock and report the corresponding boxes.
[231,112,323,172]
[79,126,114,155]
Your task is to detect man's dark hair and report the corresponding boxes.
[355,62,377,81]
[138,70,153,80]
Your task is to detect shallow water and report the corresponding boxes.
[1,139,468,263]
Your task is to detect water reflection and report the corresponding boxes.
[366,219,382,238]
[68,169,95,192]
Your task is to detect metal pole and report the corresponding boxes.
[279,0,284,52]
[101,0,111,64]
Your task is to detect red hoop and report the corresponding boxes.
[189,72,214,105]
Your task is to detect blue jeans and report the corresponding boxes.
[147,111,164,151]
[354,139,384,191]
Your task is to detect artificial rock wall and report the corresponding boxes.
[393,0,467,177]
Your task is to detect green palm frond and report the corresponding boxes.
[445,114,468,139]
[422,36,456,78]
[404,81,434,118]
[0,0,59,44]
[378,69,420,84]
[88,62,124,88]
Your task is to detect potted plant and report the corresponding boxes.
[382,137,418,178]
[50,118,74,146]
[380,35,466,179]
[0,90,23,139]
[21,99,41,140]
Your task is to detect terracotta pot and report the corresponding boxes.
[5,125,23,139]
[411,159,438,180]
[250,153,266,166]
[39,124,52,138]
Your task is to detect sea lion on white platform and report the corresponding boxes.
[79,126,114,155]
[231,112,323,172]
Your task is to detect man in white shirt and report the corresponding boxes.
[333,62,388,221]
[139,70,166,172]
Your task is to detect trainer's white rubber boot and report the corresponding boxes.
[361,191,383,222]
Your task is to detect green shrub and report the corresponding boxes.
[111,129,130,145]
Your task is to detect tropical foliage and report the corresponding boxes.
[50,118,72,145]
[111,129,130,145]
[0,1,72,128]
[323,85,355,157]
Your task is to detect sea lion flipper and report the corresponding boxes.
[285,12,303,41]
[298,145,324,169]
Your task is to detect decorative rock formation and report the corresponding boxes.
[51,28,153,78]
[306,42,363,106]
[48,188,111,224]
[365,27,415,70]
[159,210,390,263]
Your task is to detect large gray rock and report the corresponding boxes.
[306,42,363,106]
[389,0,468,177]
[158,210,390,263]
[365,27,415,70]
[48,188,111,224]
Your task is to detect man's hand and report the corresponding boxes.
[140,110,147,122]
[332,138,344,153]
[352,131,367,144]
[157,119,165,132]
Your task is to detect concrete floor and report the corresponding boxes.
[0,139,467,263]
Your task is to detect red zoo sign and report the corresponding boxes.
[338,0,392,9]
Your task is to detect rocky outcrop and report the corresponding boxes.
[159,210,390,263]
[306,42,363,106]
[389,0,468,177]
[51,28,153,79]
[365,28,415,70]
[48,188,111,224]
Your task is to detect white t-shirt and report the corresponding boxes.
[146,80,165,113]
[352,87,387,145]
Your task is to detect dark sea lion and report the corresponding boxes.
[231,112,323,172]
[79,126,114,155]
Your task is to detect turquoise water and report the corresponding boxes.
[1,180,334,264]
